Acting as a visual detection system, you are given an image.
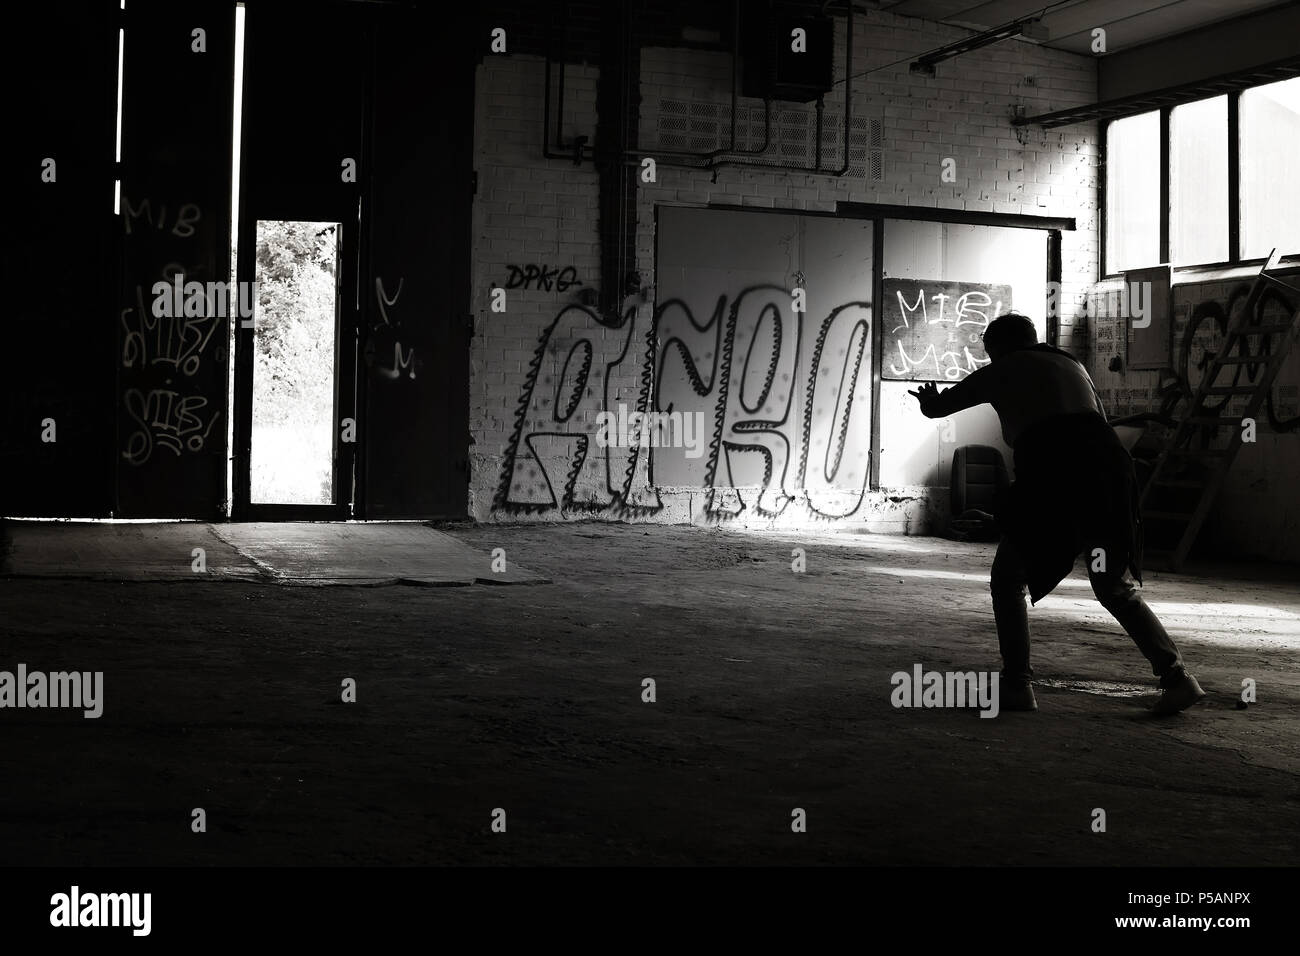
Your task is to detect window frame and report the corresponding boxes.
[1100,80,1299,279]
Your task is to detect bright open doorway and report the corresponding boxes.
[248,219,341,505]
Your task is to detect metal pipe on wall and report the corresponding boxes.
[697,0,854,176]
[545,0,854,179]
[701,0,772,160]
[542,5,593,163]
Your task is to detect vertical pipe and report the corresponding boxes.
[543,46,552,155]
[870,216,884,492]
[729,0,739,152]
[835,0,852,175]
[1047,229,1062,348]
[815,95,824,170]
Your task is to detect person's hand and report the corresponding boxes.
[908,381,940,417]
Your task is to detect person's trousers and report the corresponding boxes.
[989,536,1186,688]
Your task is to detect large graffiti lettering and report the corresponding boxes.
[1176,283,1299,432]
[367,276,419,381]
[122,197,201,238]
[495,303,646,514]
[1097,278,1299,433]
[118,196,223,466]
[120,281,222,377]
[881,279,1009,381]
[886,341,987,380]
[122,388,220,466]
[495,287,873,520]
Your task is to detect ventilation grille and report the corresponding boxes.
[657,100,771,153]
[842,115,884,181]
[653,99,884,179]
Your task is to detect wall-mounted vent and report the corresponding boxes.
[845,116,884,181]
[870,118,884,181]
[652,99,883,180]
[824,114,884,179]
[778,108,811,162]
[658,99,725,152]
[656,100,768,153]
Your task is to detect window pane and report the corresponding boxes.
[1106,111,1160,274]
[1170,95,1228,266]
[1242,77,1300,260]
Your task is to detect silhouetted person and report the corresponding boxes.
[910,313,1205,715]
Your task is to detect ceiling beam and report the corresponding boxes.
[1016,55,1300,129]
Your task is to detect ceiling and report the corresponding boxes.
[876,0,1297,56]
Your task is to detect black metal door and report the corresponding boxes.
[357,5,473,519]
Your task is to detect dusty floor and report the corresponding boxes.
[1,521,1298,866]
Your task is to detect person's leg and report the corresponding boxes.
[1088,564,1183,684]
[990,536,1034,682]
[1088,555,1205,713]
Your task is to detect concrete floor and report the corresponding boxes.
[1,521,546,585]
[1,521,1297,865]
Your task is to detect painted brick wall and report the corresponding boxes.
[470,57,604,518]
[633,10,1100,354]
[470,7,1101,528]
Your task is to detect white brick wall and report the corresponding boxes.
[469,57,604,518]
[469,8,1101,527]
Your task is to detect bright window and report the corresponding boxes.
[1170,95,1228,265]
[1241,77,1300,260]
[1105,110,1160,274]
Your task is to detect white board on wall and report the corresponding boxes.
[1126,264,1171,370]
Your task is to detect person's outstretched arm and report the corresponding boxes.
[908,365,996,419]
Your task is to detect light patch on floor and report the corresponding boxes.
[212,523,548,585]
[1035,677,1151,698]
[860,565,1093,589]
[0,521,548,586]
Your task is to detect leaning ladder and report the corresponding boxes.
[1140,250,1300,572]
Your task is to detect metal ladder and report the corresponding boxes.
[1140,250,1300,572]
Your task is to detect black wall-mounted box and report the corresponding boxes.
[740,6,835,103]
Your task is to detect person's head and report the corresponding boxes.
[981,313,1037,362]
